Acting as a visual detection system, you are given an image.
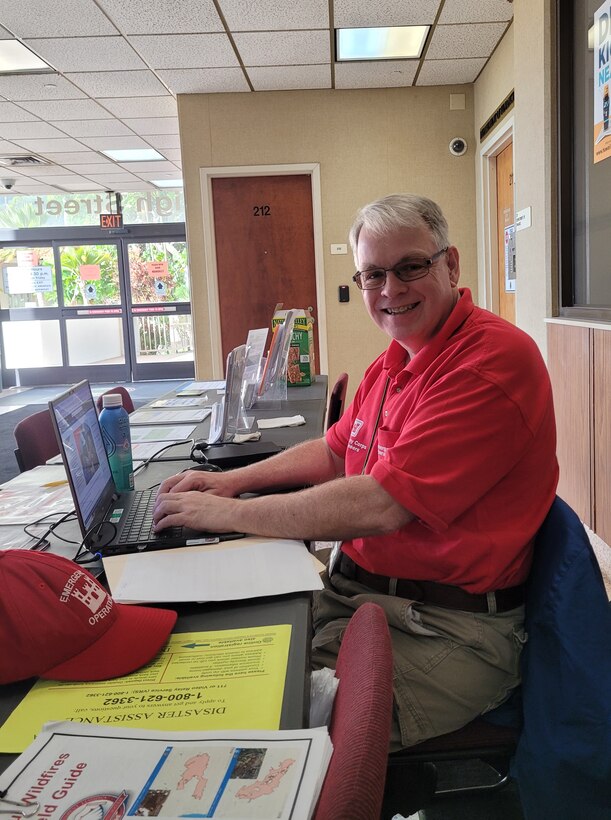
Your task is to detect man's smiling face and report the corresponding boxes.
[356,223,460,357]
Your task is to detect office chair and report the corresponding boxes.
[313,602,393,820]
[325,372,348,430]
[95,386,135,414]
[384,496,611,818]
[13,408,60,472]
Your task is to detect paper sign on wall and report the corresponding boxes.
[504,225,516,292]
[147,261,169,278]
[16,250,39,267]
[6,265,53,294]
[79,264,101,280]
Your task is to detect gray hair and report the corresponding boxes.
[348,193,450,263]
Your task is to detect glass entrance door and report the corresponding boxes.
[0,224,194,387]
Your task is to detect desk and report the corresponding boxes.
[149,377,328,460]
[0,378,327,775]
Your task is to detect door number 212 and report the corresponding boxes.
[253,205,271,216]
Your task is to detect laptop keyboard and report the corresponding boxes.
[117,488,181,544]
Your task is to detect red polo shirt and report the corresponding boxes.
[326,288,559,593]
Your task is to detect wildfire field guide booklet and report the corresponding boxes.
[0,722,333,820]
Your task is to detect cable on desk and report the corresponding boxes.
[25,510,78,552]
[133,438,195,475]
[72,520,118,565]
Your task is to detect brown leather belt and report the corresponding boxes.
[333,553,524,614]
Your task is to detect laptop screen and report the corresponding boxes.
[49,380,116,535]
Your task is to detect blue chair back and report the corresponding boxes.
[512,496,611,818]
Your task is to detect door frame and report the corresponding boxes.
[477,115,514,313]
[200,163,328,378]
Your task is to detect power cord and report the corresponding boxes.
[25,510,79,552]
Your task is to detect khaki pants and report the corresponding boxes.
[312,571,526,752]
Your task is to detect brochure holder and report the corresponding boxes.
[255,310,295,408]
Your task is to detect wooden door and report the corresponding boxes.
[212,174,319,365]
[496,143,516,323]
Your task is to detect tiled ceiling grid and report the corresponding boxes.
[0,0,513,195]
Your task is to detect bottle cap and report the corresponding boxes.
[102,393,123,408]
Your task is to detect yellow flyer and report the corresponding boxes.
[0,625,291,753]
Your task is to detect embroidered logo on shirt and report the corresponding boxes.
[348,418,367,453]
[378,445,387,458]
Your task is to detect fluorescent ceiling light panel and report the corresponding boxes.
[336,26,429,61]
[0,41,51,73]
[102,148,165,161]
[150,178,183,187]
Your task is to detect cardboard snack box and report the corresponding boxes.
[271,305,316,386]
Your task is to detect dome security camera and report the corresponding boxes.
[1,179,16,190]
[449,138,468,157]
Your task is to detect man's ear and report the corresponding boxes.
[446,246,460,286]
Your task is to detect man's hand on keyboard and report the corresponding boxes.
[152,490,235,534]
[157,469,234,497]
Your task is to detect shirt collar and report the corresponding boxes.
[382,288,474,377]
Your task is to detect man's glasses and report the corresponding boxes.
[352,247,448,290]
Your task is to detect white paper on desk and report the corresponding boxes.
[129,424,197,443]
[257,415,306,429]
[130,407,211,425]
[151,396,211,408]
[111,537,323,603]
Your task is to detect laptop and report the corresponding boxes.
[48,380,244,556]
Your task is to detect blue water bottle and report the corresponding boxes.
[99,394,134,491]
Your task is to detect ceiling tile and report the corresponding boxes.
[119,160,178,173]
[26,37,147,73]
[220,0,329,31]
[19,98,114,120]
[0,25,12,39]
[247,64,331,91]
[0,102,40,122]
[112,181,156,190]
[129,34,238,69]
[160,148,181,161]
[234,30,329,66]
[0,0,119,37]
[97,0,223,34]
[98,96,177,118]
[15,137,88,152]
[121,117,179,135]
[335,59,418,88]
[156,68,248,93]
[63,162,119,173]
[0,74,86,101]
[78,135,151,150]
[333,0,440,28]
[85,173,142,183]
[31,174,89,185]
[51,119,135,137]
[54,182,108,191]
[7,182,65,193]
[42,151,106,164]
[0,139,28,153]
[143,134,181,150]
[0,164,73,177]
[0,122,67,139]
[65,70,169,98]
[426,22,507,60]
[439,0,513,24]
[416,57,487,85]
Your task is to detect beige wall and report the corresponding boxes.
[473,0,555,358]
[178,86,476,395]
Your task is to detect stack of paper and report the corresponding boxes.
[0,722,333,820]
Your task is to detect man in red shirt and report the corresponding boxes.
[153,193,558,752]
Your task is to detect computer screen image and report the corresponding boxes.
[49,380,115,533]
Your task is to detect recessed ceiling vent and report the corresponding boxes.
[0,155,51,167]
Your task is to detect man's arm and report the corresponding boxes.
[156,437,344,498]
[153,472,414,540]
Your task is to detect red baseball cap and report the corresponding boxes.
[0,550,177,684]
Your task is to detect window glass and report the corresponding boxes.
[133,314,194,363]
[60,245,120,306]
[0,246,58,308]
[66,318,125,365]
[128,241,190,303]
[2,319,62,367]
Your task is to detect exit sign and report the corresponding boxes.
[100,213,123,229]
